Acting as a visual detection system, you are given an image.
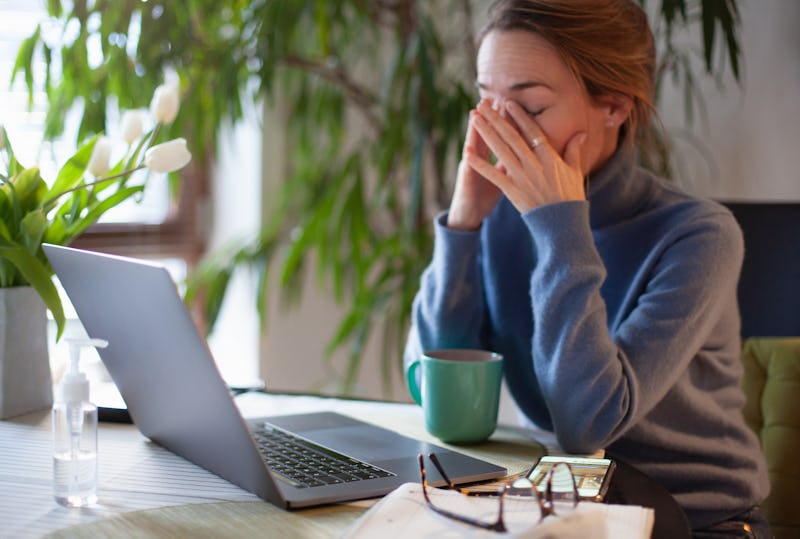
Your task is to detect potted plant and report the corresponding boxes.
[0,83,191,418]
[12,1,741,397]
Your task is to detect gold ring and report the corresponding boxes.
[531,136,545,149]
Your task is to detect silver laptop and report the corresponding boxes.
[43,244,506,508]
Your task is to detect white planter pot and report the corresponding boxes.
[0,287,53,419]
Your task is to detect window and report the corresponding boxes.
[0,1,207,265]
[3,1,262,389]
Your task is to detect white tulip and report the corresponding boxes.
[87,136,111,177]
[144,138,191,173]
[149,83,180,124]
[120,110,144,145]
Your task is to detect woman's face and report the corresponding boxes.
[476,29,625,175]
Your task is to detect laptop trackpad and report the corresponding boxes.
[301,425,424,461]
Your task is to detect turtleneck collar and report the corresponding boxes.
[586,146,653,229]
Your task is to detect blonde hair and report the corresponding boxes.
[481,0,657,152]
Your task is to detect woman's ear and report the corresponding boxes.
[599,94,633,129]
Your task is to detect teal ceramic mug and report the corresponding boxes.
[406,349,503,444]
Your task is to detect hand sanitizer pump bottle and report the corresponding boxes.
[53,338,108,507]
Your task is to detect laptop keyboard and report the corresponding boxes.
[253,423,395,488]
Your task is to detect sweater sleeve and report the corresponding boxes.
[523,200,743,454]
[403,212,491,376]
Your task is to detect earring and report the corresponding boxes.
[605,119,615,127]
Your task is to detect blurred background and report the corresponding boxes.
[1,0,797,415]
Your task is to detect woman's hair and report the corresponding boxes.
[481,0,657,152]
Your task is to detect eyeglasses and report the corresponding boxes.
[418,453,579,533]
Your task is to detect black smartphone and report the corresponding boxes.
[528,455,616,502]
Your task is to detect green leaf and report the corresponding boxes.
[64,184,144,240]
[9,167,42,205]
[43,135,98,207]
[11,25,41,104]
[19,210,47,255]
[721,0,741,81]
[46,0,62,17]
[659,0,687,26]
[701,0,718,75]
[255,258,272,331]
[1,126,24,176]
[41,214,68,246]
[326,308,361,358]
[0,258,18,288]
[204,269,233,332]
[0,238,65,339]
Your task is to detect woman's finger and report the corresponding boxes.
[476,100,537,167]
[563,131,587,172]
[470,112,529,179]
[465,148,542,209]
[504,100,557,171]
[465,110,490,159]
[463,146,513,193]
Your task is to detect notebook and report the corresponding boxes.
[43,244,506,508]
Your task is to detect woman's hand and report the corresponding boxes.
[465,99,586,214]
[446,108,503,231]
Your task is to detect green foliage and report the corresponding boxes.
[16,0,741,395]
[0,129,150,338]
[645,0,741,119]
[0,92,186,340]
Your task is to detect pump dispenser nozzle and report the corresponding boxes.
[61,338,108,403]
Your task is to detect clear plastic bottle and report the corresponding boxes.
[52,338,107,507]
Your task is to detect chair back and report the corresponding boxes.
[722,202,800,337]
[740,338,800,538]
[723,201,800,537]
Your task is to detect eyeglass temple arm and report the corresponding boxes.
[418,454,507,533]
[428,453,457,489]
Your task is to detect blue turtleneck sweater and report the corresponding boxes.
[404,147,769,528]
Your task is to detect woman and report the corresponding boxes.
[403,0,770,536]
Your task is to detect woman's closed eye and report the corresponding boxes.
[522,106,546,117]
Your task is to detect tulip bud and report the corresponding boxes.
[149,83,180,124]
[120,110,144,145]
[87,136,112,177]
[144,138,191,173]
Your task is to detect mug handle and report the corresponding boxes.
[406,359,422,405]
